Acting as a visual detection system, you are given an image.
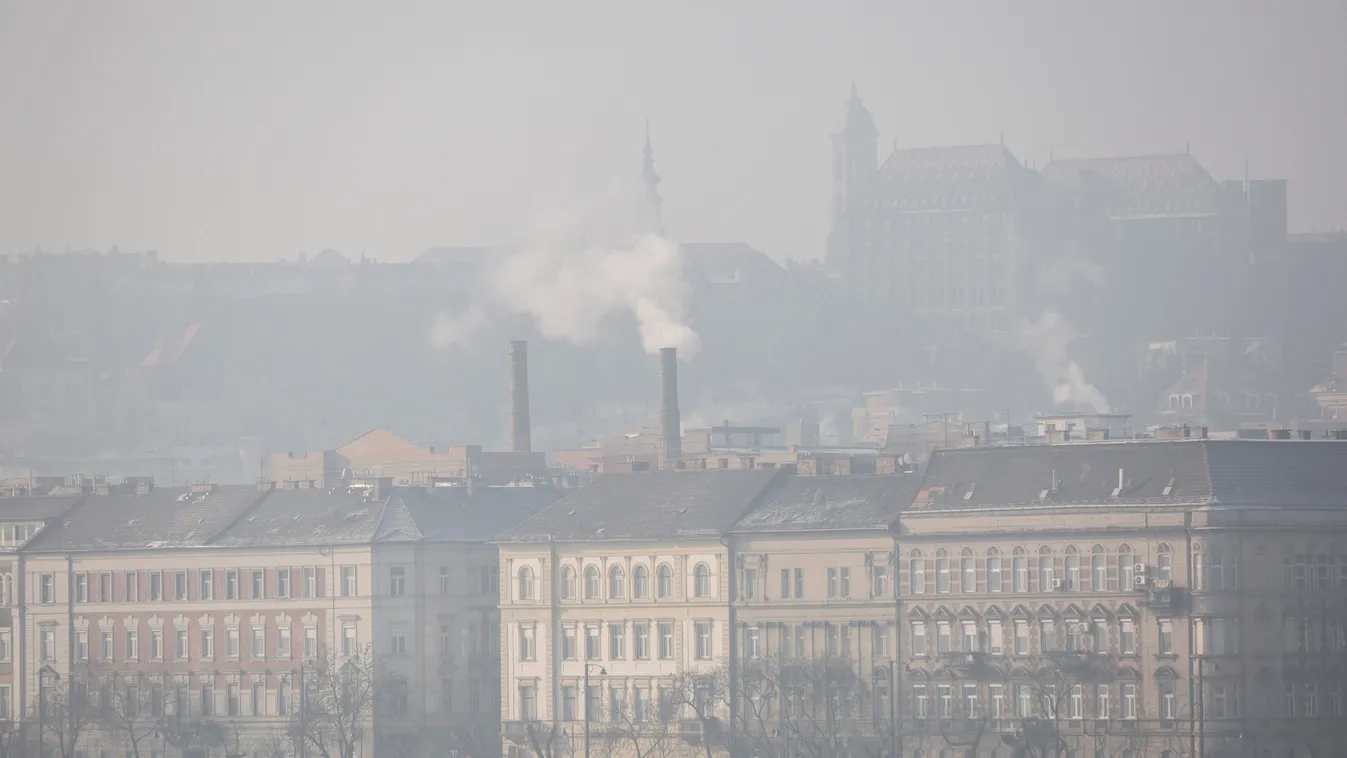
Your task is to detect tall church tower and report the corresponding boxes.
[825,86,879,270]
[640,121,664,235]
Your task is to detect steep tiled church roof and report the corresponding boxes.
[1041,154,1222,218]
[869,143,1035,210]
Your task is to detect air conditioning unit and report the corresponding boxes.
[1051,579,1064,590]
[1075,622,1091,633]
[1133,563,1147,575]
[1132,575,1148,588]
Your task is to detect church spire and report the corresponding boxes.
[640,120,664,235]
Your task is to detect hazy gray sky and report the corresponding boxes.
[2,0,1344,263]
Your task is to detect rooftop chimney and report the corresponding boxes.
[508,341,532,453]
[659,347,682,466]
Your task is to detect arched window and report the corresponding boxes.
[1168,394,1180,410]
[1065,553,1080,590]
[633,565,649,599]
[657,564,673,599]
[1156,544,1173,582]
[517,566,534,601]
[609,565,626,599]
[694,563,711,598]
[560,566,577,600]
[584,566,600,600]
[1091,546,1107,592]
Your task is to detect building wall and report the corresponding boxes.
[21,546,376,757]
[498,540,733,757]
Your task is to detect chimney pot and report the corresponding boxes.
[509,341,532,453]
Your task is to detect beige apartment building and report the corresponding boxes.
[899,439,1347,758]
[2,477,559,758]
[495,470,782,758]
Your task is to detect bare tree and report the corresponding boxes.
[98,673,169,758]
[36,670,100,758]
[663,667,731,758]
[590,689,677,758]
[290,646,379,758]
[0,719,21,758]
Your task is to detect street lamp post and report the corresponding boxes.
[37,665,60,758]
[583,664,606,758]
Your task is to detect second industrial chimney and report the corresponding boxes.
[508,341,532,453]
[659,347,681,466]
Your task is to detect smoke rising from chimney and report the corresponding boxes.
[659,347,682,465]
[1016,309,1111,413]
[429,184,700,357]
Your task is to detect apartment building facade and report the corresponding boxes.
[495,470,782,758]
[3,478,559,758]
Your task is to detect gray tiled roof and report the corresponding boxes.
[23,486,265,552]
[498,470,782,542]
[208,486,386,547]
[732,474,920,532]
[912,440,1347,511]
[390,485,565,542]
[0,495,86,521]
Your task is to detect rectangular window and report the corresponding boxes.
[226,628,240,658]
[176,629,188,660]
[912,685,927,719]
[961,557,976,593]
[695,621,712,659]
[1095,684,1109,719]
[585,625,600,660]
[199,570,214,601]
[744,626,760,658]
[278,680,290,715]
[100,630,113,660]
[608,686,624,723]
[658,622,674,659]
[827,568,837,598]
[1120,619,1135,654]
[988,619,1003,655]
[76,631,89,661]
[872,565,888,598]
[94,571,108,601]
[251,628,265,659]
[562,626,577,660]
[150,630,163,661]
[743,568,757,600]
[227,683,240,717]
[873,625,890,657]
[342,624,357,656]
[988,557,1002,593]
[781,568,791,599]
[125,629,139,660]
[1092,623,1107,653]
[562,685,577,721]
[1069,684,1083,720]
[962,620,978,651]
[174,570,188,601]
[519,626,535,661]
[1092,555,1107,591]
[200,685,215,717]
[1017,685,1032,718]
[124,571,138,602]
[1014,620,1029,656]
[840,567,850,597]
[936,621,951,654]
[911,559,926,595]
[1158,619,1173,655]
[439,566,451,596]
[1038,557,1055,592]
[634,623,650,659]
[277,624,291,659]
[304,627,318,659]
[1040,620,1056,652]
[1158,553,1172,582]
[1013,557,1028,593]
[251,569,265,599]
[1120,556,1134,590]
[1123,683,1137,719]
[40,628,56,661]
[1161,684,1175,719]
[794,568,804,598]
[341,566,357,596]
[225,569,238,600]
[251,682,263,716]
[938,685,952,718]
[840,625,851,657]
[936,559,951,593]
[40,573,55,603]
[149,571,163,601]
[990,684,1005,719]
[276,568,291,598]
[74,573,88,603]
[964,683,979,717]
[911,622,927,656]
[519,685,537,721]
[304,567,318,598]
[201,628,215,659]
[608,622,625,659]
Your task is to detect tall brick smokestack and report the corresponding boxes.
[659,347,681,466]
[509,341,532,453]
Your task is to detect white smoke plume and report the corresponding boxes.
[428,184,700,357]
[1016,309,1111,412]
